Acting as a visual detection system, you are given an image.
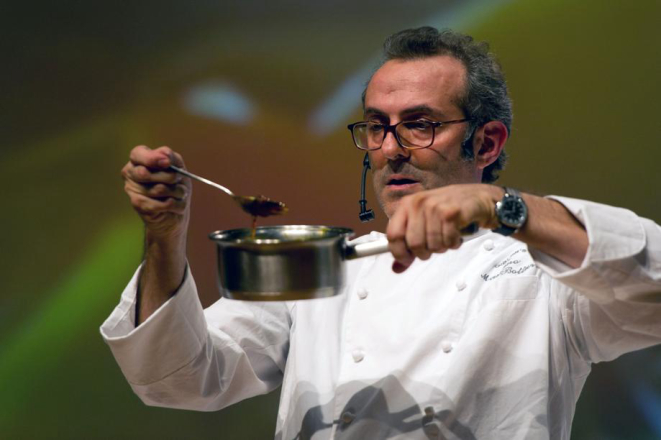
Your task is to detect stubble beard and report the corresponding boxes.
[373,159,478,219]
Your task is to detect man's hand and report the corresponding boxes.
[386,184,501,273]
[386,184,588,273]
[121,145,192,324]
[122,145,191,239]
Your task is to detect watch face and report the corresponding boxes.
[499,197,528,228]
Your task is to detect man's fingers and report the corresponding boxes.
[387,209,416,271]
[440,208,462,250]
[130,145,164,168]
[145,183,189,200]
[129,145,181,170]
[126,165,181,184]
[128,192,188,217]
[170,150,186,168]
[384,186,495,274]
[123,145,191,211]
[152,146,186,169]
[425,203,445,253]
[392,261,410,274]
[126,180,189,200]
[164,197,189,215]
[406,203,431,260]
[122,145,191,240]
[388,234,414,268]
[441,220,461,250]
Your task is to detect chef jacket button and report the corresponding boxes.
[483,239,495,251]
[455,279,467,291]
[351,349,365,363]
[341,411,355,424]
[441,340,453,353]
[357,288,368,300]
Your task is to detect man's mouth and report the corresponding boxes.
[386,175,420,189]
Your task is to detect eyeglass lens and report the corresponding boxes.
[353,121,434,150]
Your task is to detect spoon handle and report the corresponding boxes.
[169,165,234,197]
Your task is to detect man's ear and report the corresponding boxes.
[473,121,508,170]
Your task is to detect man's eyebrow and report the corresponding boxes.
[363,105,446,119]
[400,105,445,118]
[364,107,386,118]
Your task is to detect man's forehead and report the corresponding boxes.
[372,55,466,83]
[364,55,467,116]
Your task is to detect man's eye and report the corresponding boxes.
[403,121,430,131]
[367,123,385,133]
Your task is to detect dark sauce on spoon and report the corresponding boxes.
[239,195,288,240]
[166,165,287,238]
[240,196,288,217]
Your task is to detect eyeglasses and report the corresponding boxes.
[347,118,471,151]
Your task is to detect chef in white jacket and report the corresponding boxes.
[101,27,661,440]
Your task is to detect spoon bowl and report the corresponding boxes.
[169,165,288,217]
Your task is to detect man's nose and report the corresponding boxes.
[381,130,409,160]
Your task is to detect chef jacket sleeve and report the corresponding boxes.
[99,264,291,411]
[529,196,661,363]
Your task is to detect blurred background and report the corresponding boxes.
[2,0,660,438]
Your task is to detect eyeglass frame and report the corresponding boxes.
[347,118,472,151]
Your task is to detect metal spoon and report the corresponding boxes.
[169,165,288,217]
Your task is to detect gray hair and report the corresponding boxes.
[363,27,512,183]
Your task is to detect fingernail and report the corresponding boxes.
[392,262,406,273]
[158,158,169,167]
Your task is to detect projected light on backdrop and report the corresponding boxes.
[2,0,661,438]
[183,82,256,125]
[308,0,514,136]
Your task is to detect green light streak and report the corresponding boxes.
[0,217,143,427]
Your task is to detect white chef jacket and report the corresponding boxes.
[101,197,661,440]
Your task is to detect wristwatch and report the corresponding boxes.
[492,187,528,236]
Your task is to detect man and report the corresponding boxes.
[102,27,661,439]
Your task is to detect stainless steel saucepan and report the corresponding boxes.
[209,225,389,301]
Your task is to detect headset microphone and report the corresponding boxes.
[358,153,375,222]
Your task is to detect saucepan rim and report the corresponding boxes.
[209,224,355,246]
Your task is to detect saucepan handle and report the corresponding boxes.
[343,223,478,261]
[344,237,390,260]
